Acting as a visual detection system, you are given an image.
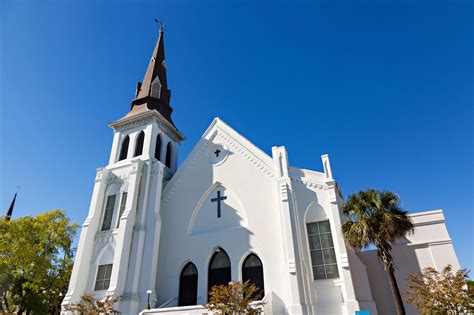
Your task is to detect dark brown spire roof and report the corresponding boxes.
[5,192,16,221]
[131,29,174,124]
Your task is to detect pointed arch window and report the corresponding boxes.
[155,134,162,161]
[134,131,145,157]
[101,195,116,231]
[118,135,130,161]
[242,254,264,300]
[165,142,172,168]
[208,248,231,299]
[178,262,198,306]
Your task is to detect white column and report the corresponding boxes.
[141,162,165,308]
[62,167,110,309]
[142,123,154,159]
[107,159,143,296]
[272,146,305,314]
[108,131,121,166]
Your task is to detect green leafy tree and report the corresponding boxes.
[64,293,121,314]
[0,210,78,314]
[342,189,413,315]
[404,265,472,314]
[204,280,265,314]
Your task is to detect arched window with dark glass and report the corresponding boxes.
[242,253,264,300]
[134,131,145,157]
[208,248,231,299]
[154,134,162,161]
[165,142,172,168]
[178,262,198,306]
[118,135,129,161]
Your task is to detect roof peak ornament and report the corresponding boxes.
[154,19,166,33]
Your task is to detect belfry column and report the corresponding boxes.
[107,158,143,297]
[62,167,110,308]
[272,146,305,314]
[321,154,360,313]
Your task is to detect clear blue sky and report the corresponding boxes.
[1,1,472,272]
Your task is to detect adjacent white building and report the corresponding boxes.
[62,29,461,315]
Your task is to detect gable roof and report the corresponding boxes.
[161,118,277,205]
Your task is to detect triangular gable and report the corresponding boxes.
[161,117,277,206]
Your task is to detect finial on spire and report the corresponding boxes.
[154,19,166,33]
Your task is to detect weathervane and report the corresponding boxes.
[154,19,166,33]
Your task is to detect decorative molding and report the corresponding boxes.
[216,130,276,179]
[280,183,289,201]
[109,110,185,143]
[339,253,349,268]
[288,259,297,274]
[133,224,146,232]
[162,119,277,206]
[290,178,325,190]
[94,230,118,246]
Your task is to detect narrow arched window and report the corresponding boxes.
[154,134,162,161]
[242,254,264,300]
[165,142,172,168]
[178,262,198,306]
[134,131,145,157]
[208,248,231,299]
[118,135,129,161]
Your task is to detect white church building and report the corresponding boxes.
[62,29,461,315]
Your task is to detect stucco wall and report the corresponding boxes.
[356,210,460,315]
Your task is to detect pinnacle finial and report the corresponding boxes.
[154,19,166,33]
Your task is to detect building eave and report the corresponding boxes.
[109,108,185,142]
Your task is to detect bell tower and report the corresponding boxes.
[62,27,184,314]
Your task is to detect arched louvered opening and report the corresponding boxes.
[208,248,231,300]
[151,76,162,99]
[178,262,198,306]
[134,131,145,157]
[118,135,130,161]
[165,142,172,168]
[242,253,264,300]
[155,134,162,161]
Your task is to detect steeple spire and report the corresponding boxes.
[131,24,173,123]
[5,192,17,221]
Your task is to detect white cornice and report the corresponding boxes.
[109,109,185,142]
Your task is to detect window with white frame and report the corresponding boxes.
[306,220,339,280]
[116,192,128,228]
[94,264,113,291]
[101,195,116,231]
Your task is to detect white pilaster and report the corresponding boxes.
[62,167,110,309]
[321,154,361,314]
[272,146,305,314]
[107,158,143,296]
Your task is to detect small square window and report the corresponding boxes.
[94,264,113,291]
[310,250,324,265]
[308,235,321,250]
[325,264,339,279]
[320,233,333,249]
[313,266,326,280]
[318,221,331,233]
[323,248,337,264]
[306,222,319,235]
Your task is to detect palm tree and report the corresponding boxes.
[342,189,413,315]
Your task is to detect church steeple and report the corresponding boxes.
[131,25,173,123]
